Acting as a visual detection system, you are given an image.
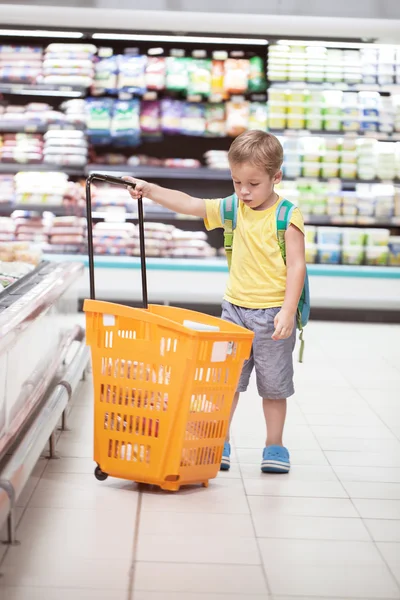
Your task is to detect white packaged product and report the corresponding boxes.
[342,245,365,265]
[365,228,390,246]
[365,246,389,265]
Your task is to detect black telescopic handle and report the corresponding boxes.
[85,173,148,309]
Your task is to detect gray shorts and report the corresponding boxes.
[221,300,296,399]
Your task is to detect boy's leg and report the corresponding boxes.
[263,397,287,447]
[226,391,240,443]
[220,301,255,470]
[252,308,296,473]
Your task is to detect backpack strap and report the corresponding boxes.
[276,198,296,264]
[220,193,238,270]
[275,198,306,363]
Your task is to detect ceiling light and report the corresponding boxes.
[0,29,84,38]
[93,33,268,46]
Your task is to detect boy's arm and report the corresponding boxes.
[272,224,306,341]
[123,176,206,218]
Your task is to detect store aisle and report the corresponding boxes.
[1,321,400,600]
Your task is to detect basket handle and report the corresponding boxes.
[85,173,148,309]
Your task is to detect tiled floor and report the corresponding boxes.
[1,320,400,600]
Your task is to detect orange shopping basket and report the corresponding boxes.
[83,174,253,491]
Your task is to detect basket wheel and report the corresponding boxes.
[94,466,108,481]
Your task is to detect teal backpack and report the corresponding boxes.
[220,194,310,362]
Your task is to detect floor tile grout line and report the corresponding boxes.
[234,446,273,597]
[127,487,143,600]
[317,371,400,594]
[353,387,400,443]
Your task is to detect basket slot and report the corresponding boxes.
[160,336,179,356]
[117,329,137,340]
[107,438,152,463]
[194,366,230,385]
[185,419,225,441]
[190,392,226,413]
[103,412,160,439]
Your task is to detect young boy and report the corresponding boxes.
[124,130,306,474]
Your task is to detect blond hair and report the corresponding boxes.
[228,130,283,176]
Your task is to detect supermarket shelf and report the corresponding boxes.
[0,83,87,98]
[86,165,232,180]
[0,122,86,134]
[0,162,399,186]
[284,176,400,185]
[45,253,400,278]
[268,82,400,93]
[0,164,84,176]
[270,129,400,142]
[304,216,400,227]
[0,122,48,134]
[0,202,398,227]
[43,253,400,310]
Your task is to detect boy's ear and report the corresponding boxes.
[273,170,283,185]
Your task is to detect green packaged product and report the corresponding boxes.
[188,59,212,96]
[248,56,266,92]
[166,57,189,91]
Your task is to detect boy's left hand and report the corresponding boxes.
[272,308,295,341]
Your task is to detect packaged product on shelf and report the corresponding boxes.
[161,98,183,135]
[86,98,113,143]
[116,55,146,94]
[361,48,378,84]
[61,99,87,127]
[111,99,141,146]
[223,59,250,94]
[377,142,397,180]
[145,57,166,91]
[341,228,365,246]
[14,170,71,205]
[203,149,229,169]
[0,45,43,84]
[357,138,377,180]
[92,55,118,95]
[326,194,342,216]
[188,59,212,96]
[305,242,317,264]
[166,57,189,91]
[248,56,266,93]
[304,225,317,244]
[205,103,226,137]
[317,226,342,245]
[248,102,268,131]
[318,243,341,264]
[388,236,400,266]
[1,132,44,164]
[340,163,358,180]
[340,192,358,216]
[226,100,250,137]
[373,184,396,218]
[140,100,162,138]
[43,43,96,88]
[365,245,389,265]
[0,175,15,204]
[163,158,201,169]
[365,228,390,246]
[342,245,365,265]
[210,59,225,98]
[44,128,88,167]
[180,102,206,136]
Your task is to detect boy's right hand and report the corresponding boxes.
[123,176,153,200]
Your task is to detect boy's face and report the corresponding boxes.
[230,161,282,211]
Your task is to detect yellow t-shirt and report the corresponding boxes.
[205,196,304,309]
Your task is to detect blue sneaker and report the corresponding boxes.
[220,442,231,471]
[261,445,290,474]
